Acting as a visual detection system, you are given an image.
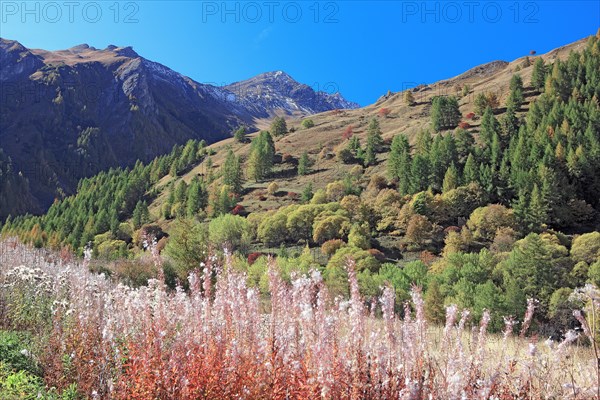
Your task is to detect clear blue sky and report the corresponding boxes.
[1,1,598,105]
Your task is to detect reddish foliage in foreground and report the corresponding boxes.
[1,240,598,400]
[465,112,476,120]
[458,121,471,129]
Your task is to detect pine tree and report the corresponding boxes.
[301,183,313,203]
[364,130,378,166]
[531,58,547,91]
[442,164,459,192]
[431,96,461,131]
[222,149,243,194]
[205,156,215,183]
[298,152,310,175]
[348,135,361,153]
[367,118,384,151]
[186,176,207,217]
[506,74,525,111]
[174,180,188,205]
[247,131,275,182]
[528,184,547,232]
[474,92,489,115]
[424,279,445,324]
[410,154,430,193]
[480,107,499,148]
[211,184,234,216]
[462,153,478,184]
[388,134,409,180]
[132,200,149,229]
[233,126,247,143]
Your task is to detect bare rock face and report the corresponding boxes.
[225,70,359,117]
[0,39,44,81]
[0,38,358,215]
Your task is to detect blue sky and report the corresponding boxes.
[1,1,598,105]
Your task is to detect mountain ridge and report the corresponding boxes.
[0,38,357,218]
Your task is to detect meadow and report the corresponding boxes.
[0,238,598,399]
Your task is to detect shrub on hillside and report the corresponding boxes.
[321,239,345,257]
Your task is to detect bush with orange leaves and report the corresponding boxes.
[1,239,599,399]
[378,107,392,118]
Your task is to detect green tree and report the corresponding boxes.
[211,184,235,216]
[431,96,461,131]
[479,107,500,148]
[388,134,412,194]
[462,153,478,184]
[301,183,314,203]
[364,141,376,166]
[531,58,547,91]
[348,223,371,250]
[247,131,275,181]
[442,164,460,193]
[270,116,288,136]
[233,126,247,143]
[132,200,149,229]
[298,152,311,175]
[164,219,209,279]
[222,149,243,194]
[571,232,600,264]
[466,204,515,242]
[410,155,430,193]
[501,233,569,311]
[301,119,315,129]
[527,183,548,232]
[424,279,445,324]
[506,87,524,110]
[208,214,251,253]
[186,176,207,217]
[367,118,384,151]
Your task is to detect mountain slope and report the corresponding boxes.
[224,71,359,117]
[0,39,357,218]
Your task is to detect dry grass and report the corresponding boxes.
[143,37,589,224]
